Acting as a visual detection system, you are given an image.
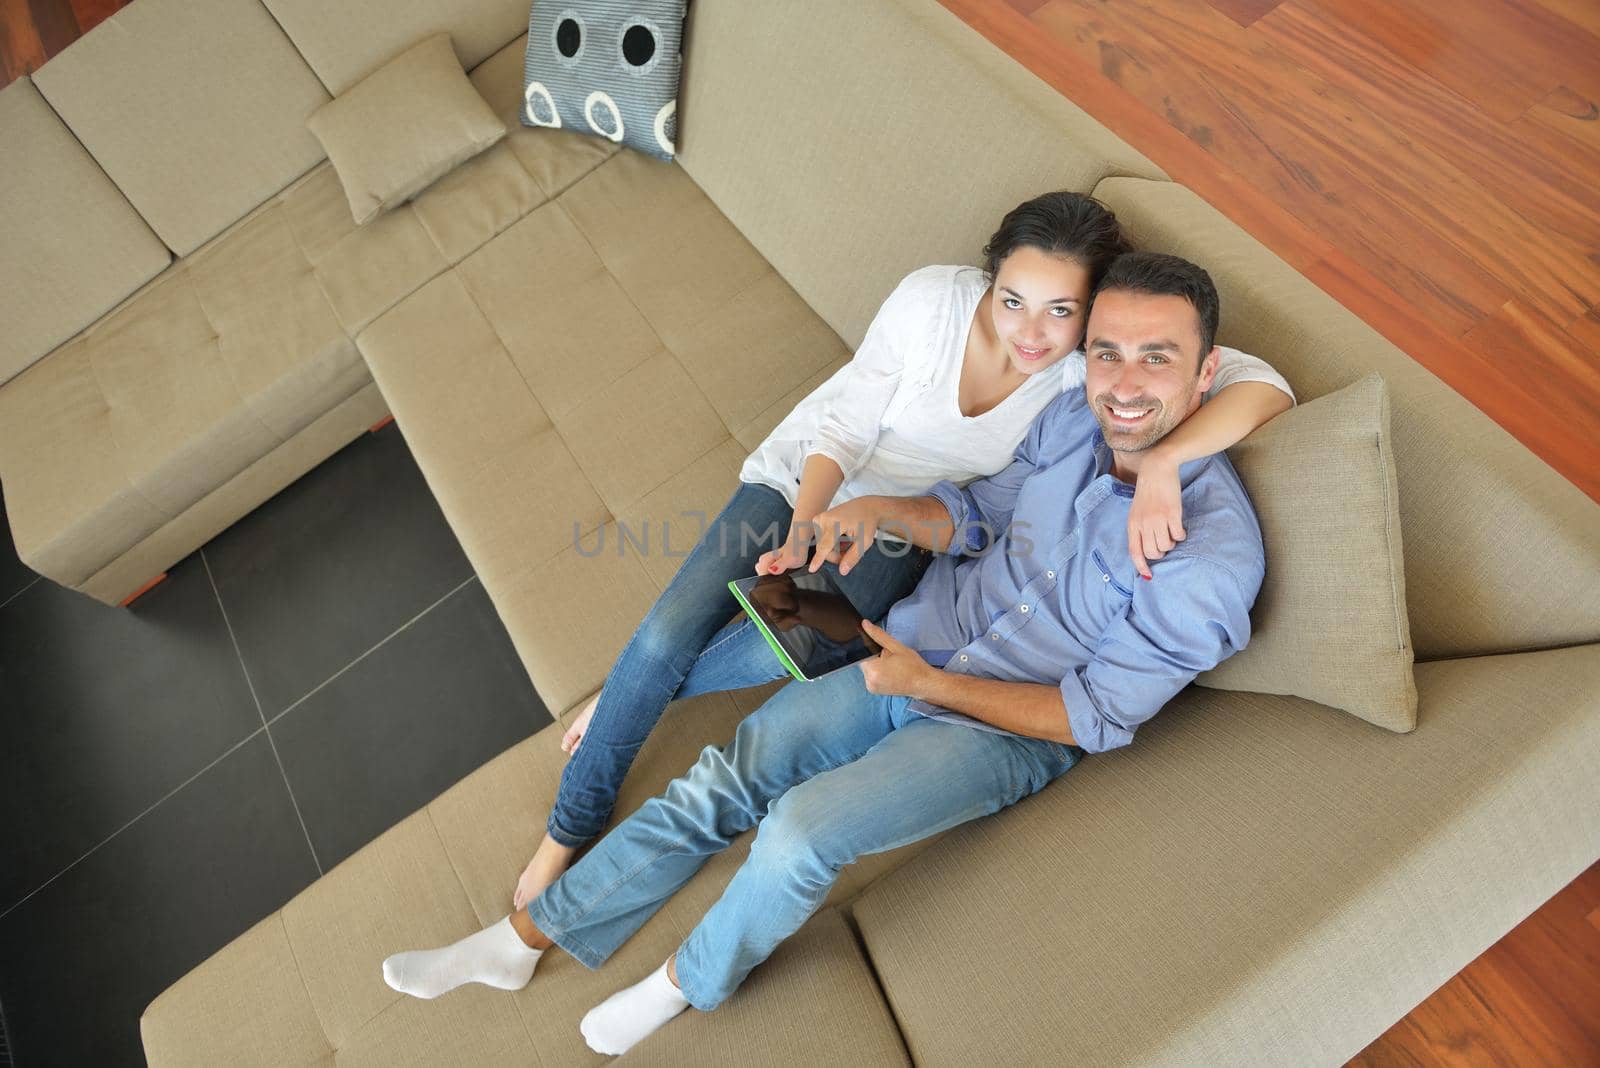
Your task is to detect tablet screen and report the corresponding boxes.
[728,568,881,682]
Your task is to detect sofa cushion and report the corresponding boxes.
[520,0,686,161]
[0,77,170,386]
[468,34,620,199]
[307,33,506,226]
[673,0,1162,350]
[263,0,529,96]
[30,0,331,257]
[360,152,848,713]
[1198,374,1417,731]
[1094,176,1600,661]
[851,643,1600,1067]
[146,705,916,1066]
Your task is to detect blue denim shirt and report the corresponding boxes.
[882,390,1265,753]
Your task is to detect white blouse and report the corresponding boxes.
[740,265,1294,511]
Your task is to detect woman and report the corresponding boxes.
[511,191,1294,910]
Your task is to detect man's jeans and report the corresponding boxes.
[528,661,1082,1010]
[547,480,932,847]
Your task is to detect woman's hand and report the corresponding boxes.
[1127,454,1183,580]
[755,533,810,576]
[561,691,599,755]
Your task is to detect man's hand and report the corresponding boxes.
[810,497,883,575]
[1127,453,1183,581]
[859,619,933,698]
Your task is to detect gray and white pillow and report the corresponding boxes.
[521,1,685,161]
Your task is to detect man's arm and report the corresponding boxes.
[860,621,1075,744]
[914,671,1076,745]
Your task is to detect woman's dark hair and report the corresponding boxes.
[1093,251,1221,364]
[981,191,1129,287]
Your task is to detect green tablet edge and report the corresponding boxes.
[727,578,810,683]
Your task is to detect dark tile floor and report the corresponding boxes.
[0,424,552,1067]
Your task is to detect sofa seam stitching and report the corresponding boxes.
[276,911,337,1057]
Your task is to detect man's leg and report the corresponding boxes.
[666,714,1080,1012]
[382,664,896,1000]
[529,664,898,969]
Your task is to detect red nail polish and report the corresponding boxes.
[1143,573,1152,581]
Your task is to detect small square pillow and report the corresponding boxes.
[1196,373,1419,732]
[521,1,687,161]
[307,33,506,225]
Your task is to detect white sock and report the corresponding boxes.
[579,958,692,1055]
[382,915,543,999]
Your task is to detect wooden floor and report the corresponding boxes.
[944,0,1600,504]
[2,1,1598,1064]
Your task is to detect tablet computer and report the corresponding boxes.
[728,567,883,682]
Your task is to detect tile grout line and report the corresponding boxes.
[0,575,40,612]
[264,572,479,729]
[0,725,268,923]
[201,549,325,878]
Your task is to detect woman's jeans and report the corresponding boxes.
[547,480,933,848]
[528,661,1082,1010]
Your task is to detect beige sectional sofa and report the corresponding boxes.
[0,0,1595,1063]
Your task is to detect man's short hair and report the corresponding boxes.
[1091,252,1220,369]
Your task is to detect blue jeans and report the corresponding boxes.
[547,481,933,847]
[528,662,1082,1010]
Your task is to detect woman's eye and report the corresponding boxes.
[1050,306,1074,318]
[1002,298,1022,310]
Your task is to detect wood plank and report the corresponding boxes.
[1031,0,1523,332]
[1304,0,1600,123]
[0,0,47,85]
[25,0,77,59]
[1522,85,1600,159]
[1206,0,1283,28]
[65,0,121,36]
[1520,0,1600,40]
[1261,7,1600,248]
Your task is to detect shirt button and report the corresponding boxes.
[990,633,999,640]
[1047,571,1056,579]
[1102,573,1110,583]
[1020,605,1029,613]
[959,654,969,662]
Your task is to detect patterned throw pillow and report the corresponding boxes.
[520,0,687,161]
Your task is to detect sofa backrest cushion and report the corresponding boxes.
[0,77,170,386]
[673,0,1162,350]
[31,0,331,257]
[1096,176,1600,660]
[1198,374,1418,732]
[307,33,507,226]
[263,0,531,96]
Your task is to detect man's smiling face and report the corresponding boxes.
[1083,288,1220,476]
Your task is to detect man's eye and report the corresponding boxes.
[1145,354,1168,364]
[1096,351,1117,361]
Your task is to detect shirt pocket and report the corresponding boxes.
[1090,548,1136,599]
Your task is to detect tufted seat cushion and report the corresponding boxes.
[0,35,617,606]
[142,689,919,1066]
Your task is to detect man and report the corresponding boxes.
[381,252,1267,1055]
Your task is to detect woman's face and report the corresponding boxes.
[989,246,1093,376]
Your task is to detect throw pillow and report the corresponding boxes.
[521,1,687,160]
[307,34,507,225]
[1197,373,1419,732]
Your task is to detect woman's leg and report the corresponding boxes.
[546,482,794,850]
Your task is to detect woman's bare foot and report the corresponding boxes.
[562,691,600,755]
[512,832,579,911]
